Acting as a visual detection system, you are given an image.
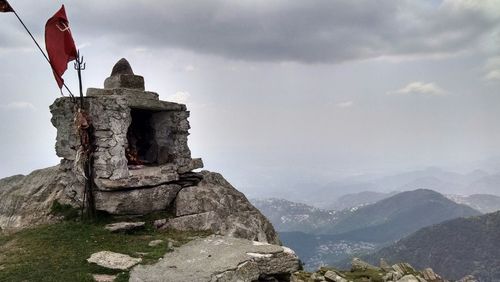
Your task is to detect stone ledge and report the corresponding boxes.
[94,164,179,191]
[94,184,181,215]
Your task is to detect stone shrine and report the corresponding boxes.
[50,58,203,214]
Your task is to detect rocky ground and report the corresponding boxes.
[291,258,478,282]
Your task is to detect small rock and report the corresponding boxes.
[380,258,392,271]
[148,239,164,247]
[87,251,142,270]
[104,222,145,233]
[351,257,380,272]
[397,275,420,282]
[92,274,116,282]
[421,268,440,281]
[324,270,347,282]
[392,263,417,276]
[153,218,167,229]
[310,272,325,281]
[457,275,478,282]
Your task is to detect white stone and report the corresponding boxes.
[87,251,142,270]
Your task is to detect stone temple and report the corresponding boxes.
[50,58,203,214]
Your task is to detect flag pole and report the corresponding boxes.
[10,7,75,97]
[74,50,95,219]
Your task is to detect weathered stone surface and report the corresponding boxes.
[129,235,300,282]
[92,274,117,282]
[165,171,280,244]
[396,275,421,282]
[351,257,380,272]
[104,58,144,90]
[110,58,135,76]
[87,251,142,270]
[324,270,347,282]
[154,218,167,229]
[380,258,392,271]
[0,165,83,232]
[94,164,179,190]
[177,158,204,174]
[393,263,417,276]
[104,75,145,90]
[421,268,439,281]
[104,222,145,233]
[94,184,181,215]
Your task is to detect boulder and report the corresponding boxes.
[380,258,393,271]
[129,235,300,282]
[87,251,142,270]
[396,275,421,282]
[94,184,181,215]
[0,165,82,232]
[393,263,417,276]
[421,268,442,281]
[351,257,380,272]
[324,270,347,282]
[104,222,145,233]
[164,171,280,244]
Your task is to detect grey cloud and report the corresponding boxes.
[68,0,498,63]
[1,1,498,63]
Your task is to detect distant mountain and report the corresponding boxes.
[446,194,500,213]
[261,190,481,270]
[319,189,481,240]
[251,198,344,233]
[366,211,500,281]
[327,191,399,211]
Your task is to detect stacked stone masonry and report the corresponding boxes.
[49,58,203,215]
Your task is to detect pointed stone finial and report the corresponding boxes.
[104,58,144,90]
[110,58,134,76]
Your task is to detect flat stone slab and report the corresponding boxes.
[129,235,300,282]
[87,251,142,270]
[94,184,181,215]
[104,222,145,233]
[92,274,117,282]
[95,164,179,190]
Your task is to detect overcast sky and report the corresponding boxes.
[1,0,500,197]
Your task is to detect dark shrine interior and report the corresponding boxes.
[127,108,157,165]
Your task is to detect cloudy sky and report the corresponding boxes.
[1,0,499,197]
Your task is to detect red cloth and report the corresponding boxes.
[0,0,14,12]
[45,5,77,88]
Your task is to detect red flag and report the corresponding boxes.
[45,5,77,88]
[0,0,13,12]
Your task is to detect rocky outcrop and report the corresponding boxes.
[291,259,449,282]
[164,171,280,245]
[0,168,280,245]
[129,235,300,282]
[0,165,81,232]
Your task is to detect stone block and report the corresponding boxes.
[104,74,145,90]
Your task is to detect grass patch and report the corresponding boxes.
[0,218,210,281]
[50,201,80,220]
